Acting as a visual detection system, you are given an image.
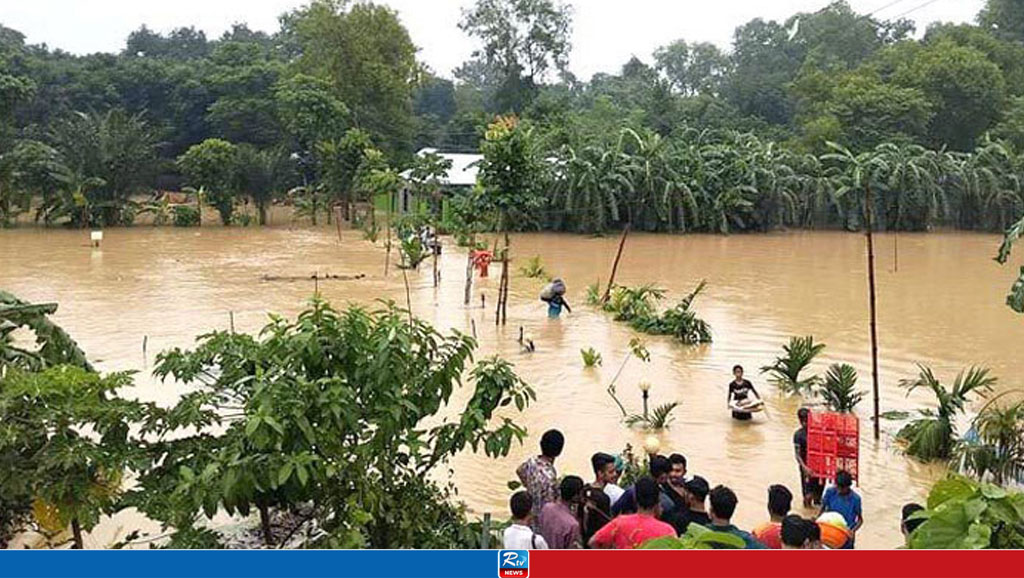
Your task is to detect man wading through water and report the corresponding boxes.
[794,408,825,507]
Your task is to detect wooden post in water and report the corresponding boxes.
[335,206,344,243]
[402,268,414,327]
[480,513,491,550]
[471,319,477,340]
[893,232,899,273]
[865,182,882,441]
[229,311,235,333]
[601,225,631,304]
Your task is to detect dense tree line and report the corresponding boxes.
[0,0,1023,232]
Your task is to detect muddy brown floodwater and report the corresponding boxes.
[2,226,1022,550]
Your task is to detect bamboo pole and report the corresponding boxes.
[865,183,882,441]
[601,225,631,304]
[402,268,414,327]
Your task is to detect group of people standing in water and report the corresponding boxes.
[501,398,929,550]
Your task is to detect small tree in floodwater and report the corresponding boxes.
[995,216,1024,314]
[761,336,825,396]
[134,299,536,548]
[897,365,996,462]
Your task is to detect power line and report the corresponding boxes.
[866,0,918,18]
[892,0,945,20]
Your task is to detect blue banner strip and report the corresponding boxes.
[0,551,499,578]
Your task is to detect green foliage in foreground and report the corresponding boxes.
[956,398,1024,486]
[0,290,91,373]
[761,336,825,396]
[898,366,996,461]
[601,282,713,345]
[134,299,536,548]
[0,366,147,549]
[641,524,747,549]
[908,476,1024,549]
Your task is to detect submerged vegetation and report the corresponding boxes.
[599,282,713,345]
[819,364,865,413]
[897,366,997,462]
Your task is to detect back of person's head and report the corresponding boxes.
[560,475,585,502]
[635,476,660,510]
[669,453,687,469]
[709,485,738,521]
[804,518,821,547]
[781,515,809,548]
[649,455,671,478]
[768,484,793,517]
[510,491,533,520]
[902,503,925,535]
[540,429,565,459]
[591,452,615,475]
[685,476,710,502]
[798,407,810,423]
[836,470,853,489]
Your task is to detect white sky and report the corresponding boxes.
[0,0,985,80]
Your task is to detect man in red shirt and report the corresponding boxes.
[753,484,793,549]
[588,477,675,549]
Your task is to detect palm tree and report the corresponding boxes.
[819,364,865,413]
[897,365,996,461]
[956,396,1024,485]
[760,336,826,396]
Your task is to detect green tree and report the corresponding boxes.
[979,0,1024,42]
[135,299,535,548]
[654,40,729,96]
[0,366,146,549]
[177,139,240,225]
[459,0,573,112]
[283,0,418,154]
[235,145,294,226]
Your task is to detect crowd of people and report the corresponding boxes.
[503,409,927,550]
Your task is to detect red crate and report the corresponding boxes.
[807,410,860,482]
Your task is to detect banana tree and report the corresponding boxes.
[897,365,996,461]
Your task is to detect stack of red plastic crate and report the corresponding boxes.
[806,410,859,482]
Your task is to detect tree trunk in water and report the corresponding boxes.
[464,235,475,306]
[259,503,274,547]
[71,518,84,549]
[258,201,268,226]
[602,225,631,304]
[341,191,351,221]
[865,183,882,441]
[384,206,392,277]
[495,232,510,326]
[893,232,899,273]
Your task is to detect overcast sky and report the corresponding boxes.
[1,0,985,80]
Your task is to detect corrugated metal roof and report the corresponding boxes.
[415,148,481,187]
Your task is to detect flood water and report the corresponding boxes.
[2,225,1022,549]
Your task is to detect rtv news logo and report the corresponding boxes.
[498,550,529,578]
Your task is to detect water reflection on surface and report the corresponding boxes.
[2,226,1020,549]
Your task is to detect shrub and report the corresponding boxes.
[819,364,865,412]
[172,205,201,228]
[761,336,825,396]
[581,347,603,368]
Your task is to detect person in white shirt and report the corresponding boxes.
[588,452,623,504]
[503,491,549,550]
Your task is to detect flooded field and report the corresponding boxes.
[2,226,1021,549]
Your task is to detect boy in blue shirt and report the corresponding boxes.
[820,470,863,549]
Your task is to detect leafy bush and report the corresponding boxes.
[134,299,536,548]
[908,476,1024,549]
[585,282,601,305]
[897,366,996,461]
[955,399,1024,485]
[642,524,747,549]
[600,283,713,345]
[626,402,681,431]
[761,336,825,396]
[518,256,549,280]
[819,364,865,412]
[172,205,200,228]
[0,366,146,549]
[399,235,430,270]
[581,347,603,368]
